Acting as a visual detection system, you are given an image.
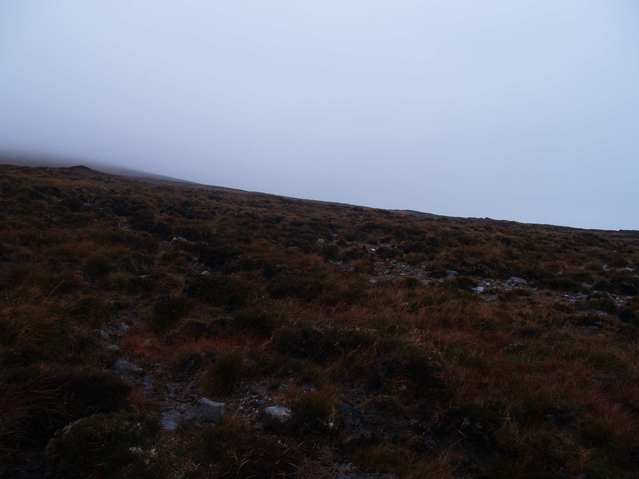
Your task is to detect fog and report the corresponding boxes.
[1,1,638,229]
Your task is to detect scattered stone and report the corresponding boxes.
[106,344,120,352]
[472,286,486,294]
[187,398,225,424]
[142,375,154,395]
[111,322,130,336]
[506,276,527,287]
[95,329,110,340]
[112,358,144,375]
[263,405,292,422]
[160,410,182,431]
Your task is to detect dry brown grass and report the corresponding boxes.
[1,164,639,477]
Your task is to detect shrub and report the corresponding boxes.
[353,444,414,475]
[267,270,326,301]
[66,296,110,326]
[233,308,279,336]
[446,276,478,292]
[2,367,130,448]
[435,403,504,453]
[542,276,584,293]
[151,295,190,332]
[198,240,240,271]
[291,389,336,434]
[84,254,112,280]
[185,273,251,310]
[189,419,301,477]
[587,294,617,314]
[46,413,159,479]
[201,351,245,396]
[358,340,447,397]
[274,326,372,363]
[400,277,420,289]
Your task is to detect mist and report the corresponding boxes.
[1,1,638,229]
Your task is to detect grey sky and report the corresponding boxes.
[1,1,638,229]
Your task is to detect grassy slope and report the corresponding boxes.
[1,164,638,478]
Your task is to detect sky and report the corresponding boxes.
[1,1,638,230]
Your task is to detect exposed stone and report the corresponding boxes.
[337,475,398,479]
[95,329,110,340]
[506,276,527,287]
[112,358,143,375]
[111,322,130,336]
[263,405,292,422]
[160,410,182,431]
[187,398,225,424]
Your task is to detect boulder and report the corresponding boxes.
[263,405,292,422]
[160,410,182,431]
[112,359,143,375]
[187,398,225,424]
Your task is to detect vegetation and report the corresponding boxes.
[1,164,639,478]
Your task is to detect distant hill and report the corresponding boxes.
[0,150,193,184]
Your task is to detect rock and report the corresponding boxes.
[506,276,527,287]
[106,344,120,353]
[472,286,486,294]
[112,358,143,375]
[187,398,225,424]
[111,322,130,336]
[160,410,182,431]
[263,405,292,422]
[95,329,110,340]
[337,475,398,479]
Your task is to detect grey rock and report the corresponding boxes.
[337,475,398,479]
[263,405,292,422]
[112,358,143,375]
[111,322,130,336]
[187,398,225,424]
[506,276,527,287]
[95,329,110,340]
[160,410,182,431]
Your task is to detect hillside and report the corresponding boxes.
[1,164,638,479]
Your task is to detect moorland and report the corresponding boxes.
[1,164,638,478]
